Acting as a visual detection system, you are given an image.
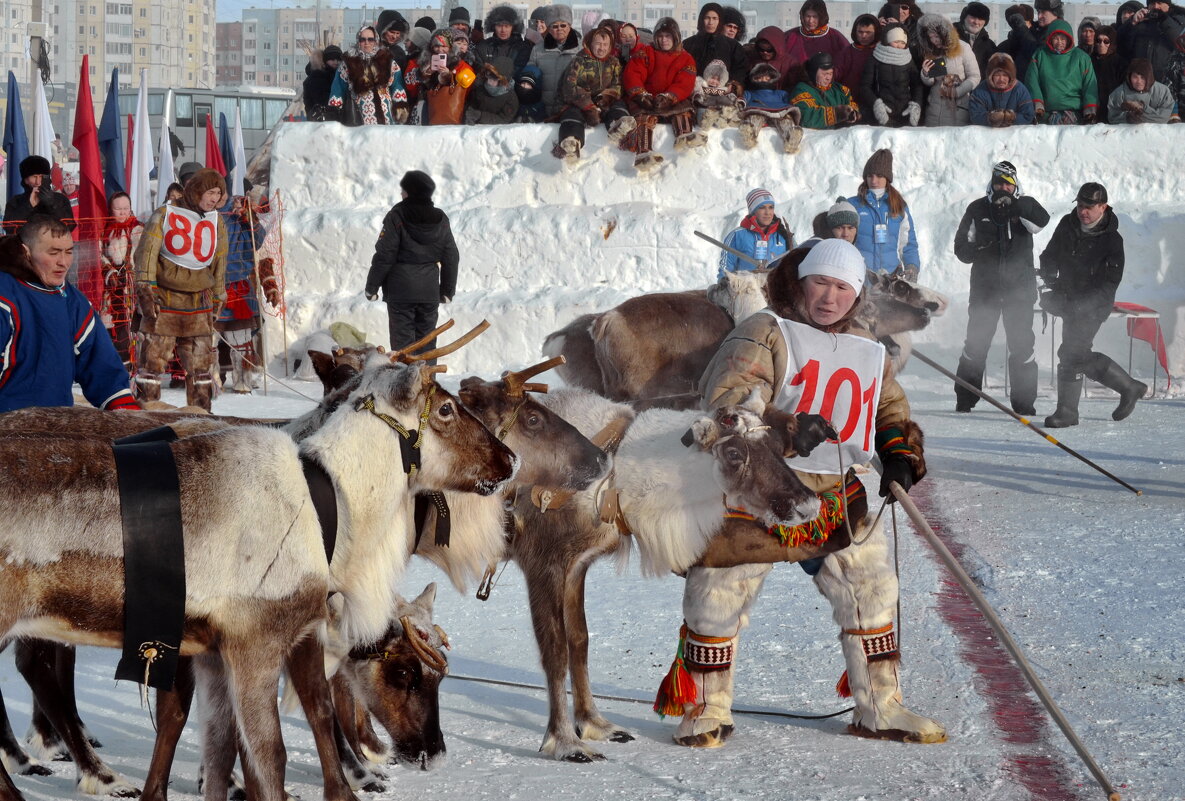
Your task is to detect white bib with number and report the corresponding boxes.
[767,313,886,475]
[160,206,220,271]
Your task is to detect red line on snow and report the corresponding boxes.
[911,480,1085,801]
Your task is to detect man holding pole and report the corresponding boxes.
[716,188,792,280]
[1038,182,1145,428]
[952,161,1049,415]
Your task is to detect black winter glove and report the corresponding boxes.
[1007,13,1025,29]
[879,456,915,502]
[792,413,837,457]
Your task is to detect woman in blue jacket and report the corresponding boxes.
[847,148,920,278]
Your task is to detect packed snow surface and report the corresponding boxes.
[2,123,1183,801]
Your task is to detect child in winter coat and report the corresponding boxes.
[1107,57,1175,122]
[514,65,547,121]
[1025,21,1099,123]
[465,57,520,124]
[739,63,804,151]
[693,59,745,129]
[969,52,1036,125]
[621,16,702,170]
[552,28,631,163]
[860,24,923,126]
[791,51,860,128]
[917,13,981,126]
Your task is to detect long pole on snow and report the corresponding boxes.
[909,347,1142,496]
[889,482,1122,801]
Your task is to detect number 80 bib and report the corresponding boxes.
[767,313,886,475]
[161,206,220,271]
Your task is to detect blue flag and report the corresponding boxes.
[218,112,235,181]
[3,72,30,204]
[97,68,126,197]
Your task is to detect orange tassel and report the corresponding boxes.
[654,629,698,717]
[836,669,851,698]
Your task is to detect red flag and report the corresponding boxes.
[204,114,227,176]
[72,56,109,309]
[1113,302,1170,389]
[125,114,134,191]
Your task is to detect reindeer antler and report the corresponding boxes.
[390,320,456,363]
[502,355,566,397]
[403,320,491,364]
[420,364,447,387]
[400,616,449,673]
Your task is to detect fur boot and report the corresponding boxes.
[552,135,581,166]
[673,640,736,748]
[607,115,636,146]
[774,117,803,154]
[134,371,162,402]
[738,118,762,149]
[224,329,256,394]
[813,519,946,743]
[719,105,743,127]
[632,115,663,171]
[671,111,707,151]
[699,107,723,130]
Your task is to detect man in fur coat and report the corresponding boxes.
[0,218,139,412]
[132,168,229,411]
[952,161,1049,415]
[664,239,945,749]
[969,52,1036,125]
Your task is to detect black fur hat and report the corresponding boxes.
[377,9,409,35]
[961,1,991,22]
[486,4,519,27]
[400,170,436,199]
[721,6,746,39]
[18,156,51,179]
[806,51,834,77]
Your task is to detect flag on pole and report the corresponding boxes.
[98,68,126,197]
[231,107,247,198]
[156,88,176,197]
[218,112,235,182]
[31,71,60,192]
[204,114,227,176]
[128,69,155,218]
[3,71,30,205]
[125,114,133,190]
[73,56,109,239]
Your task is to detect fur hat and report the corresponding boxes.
[409,26,432,51]
[800,0,830,28]
[415,16,436,31]
[884,23,908,45]
[1075,182,1107,205]
[544,4,574,26]
[1126,57,1155,88]
[528,6,549,23]
[653,16,682,46]
[1033,0,1063,14]
[18,156,51,180]
[749,62,782,83]
[986,51,1017,81]
[721,6,746,39]
[448,6,471,28]
[486,4,519,27]
[703,59,731,85]
[401,170,436,199]
[177,161,203,185]
[825,196,859,229]
[377,9,409,35]
[322,44,344,61]
[182,168,226,212]
[961,2,990,22]
[746,188,775,214]
[798,239,866,292]
[863,148,893,183]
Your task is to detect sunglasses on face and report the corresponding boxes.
[1098,38,1111,44]
[757,45,775,53]
[359,36,376,42]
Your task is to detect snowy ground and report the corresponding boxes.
[3,354,1181,801]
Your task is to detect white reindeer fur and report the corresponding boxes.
[412,493,507,592]
[707,270,768,323]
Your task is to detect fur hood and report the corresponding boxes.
[799,0,830,30]
[917,13,964,58]
[748,62,782,84]
[182,168,226,214]
[696,2,725,33]
[653,17,683,50]
[580,26,614,57]
[1125,57,1155,88]
[1042,19,1075,52]
[0,234,40,284]
[703,58,731,85]
[481,58,513,86]
[377,9,408,36]
[765,248,866,334]
[721,6,746,40]
[985,52,1017,87]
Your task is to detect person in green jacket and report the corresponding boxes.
[1024,19,1098,123]
[791,51,861,128]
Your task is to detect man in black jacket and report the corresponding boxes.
[302,45,342,121]
[1117,0,1185,80]
[3,156,75,233]
[955,2,995,76]
[683,2,749,80]
[365,171,459,353]
[1038,182,1145,428]
[953,161,1049,415]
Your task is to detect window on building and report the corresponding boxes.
[139,47,145,56]
[188,14,193,22]
[263,41,271,49]
[79,25,84,33]
[139,7,145,16]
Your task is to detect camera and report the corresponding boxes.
[929,57,947,77]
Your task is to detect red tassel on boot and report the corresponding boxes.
[836,670,852,698]
[654,627,698,717]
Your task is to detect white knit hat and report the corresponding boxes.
[799,239,866,292]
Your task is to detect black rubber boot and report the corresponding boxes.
[1043,375,1083,428]
[1090,355,1148,421]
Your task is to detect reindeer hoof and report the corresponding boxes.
[674,723,733,748]
[561,750,605,763]
[609,731,635,743]
[361,781,386,793]
[17,762,53,777]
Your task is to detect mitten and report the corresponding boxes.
[1002,109,1017,125]
[873,98,890,125]
[987,109,1007,127]
[1084,109,1098,123]
[834,104,855,123]
[654,92,676,109]
[634,92,655,110]
[792,413,838,458]
[906,100,921,126]
[596,88,620,108]
[135,282,159,320]
[464,107,481,124]
[1033,99,1046,119]
[879,456,914,502]
[582,105,602,125]
[393,105,410,124]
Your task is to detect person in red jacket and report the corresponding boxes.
[621,17,702,171]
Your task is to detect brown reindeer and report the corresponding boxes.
[0,353,517,801]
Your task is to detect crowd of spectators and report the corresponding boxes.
[303,0,1185,166]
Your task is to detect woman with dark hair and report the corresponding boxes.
[847,148,920,277]
[328,25,409,125]
[100,191,142,371]
[1091,25,1127,121]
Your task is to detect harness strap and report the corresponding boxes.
[530,413,635,512]
[413,491,451,551]
[300,453,338,564]
[354,385,435,479]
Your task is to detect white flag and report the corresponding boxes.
[155,89,176,204]
[231,106,247,197]
[127,69,155,218]
[31,72,56,161]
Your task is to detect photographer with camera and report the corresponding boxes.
[952,161,1049,415]
[1118,0,1185,81]
[917,13,980,125]
[1038,183,1146,428]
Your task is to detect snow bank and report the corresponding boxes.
[269,121,1185,385]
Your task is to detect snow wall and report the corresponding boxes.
[268,122,1185,388]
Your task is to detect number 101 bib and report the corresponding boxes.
[161,206,220,271]
[767,313,886,475]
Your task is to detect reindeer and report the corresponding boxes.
[505,388,825,762]
[0,351,517,801]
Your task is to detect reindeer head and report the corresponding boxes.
[707,270,770,323]
[684,406,819,527]
[345,583,448,771]
[307,345,382,396]
[859,272,950,337]
[457,357,610,491]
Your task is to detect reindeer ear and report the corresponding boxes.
[685,417,720,450]
[413,582,438,614]
[364,350,391,370]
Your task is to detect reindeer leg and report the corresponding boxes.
[0,684,51,777]
[53,646,102,749]
[13,642,137,797]
[330,674,364,762]
[0,755,27,801]
[21,642,67,762]
[285,636,366,801]
[140,658,195,801]
[218,642,287,801]
[195,654,238,801]
[353,704,386,765]
[523,553,603,762]
[567,563,632,745]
